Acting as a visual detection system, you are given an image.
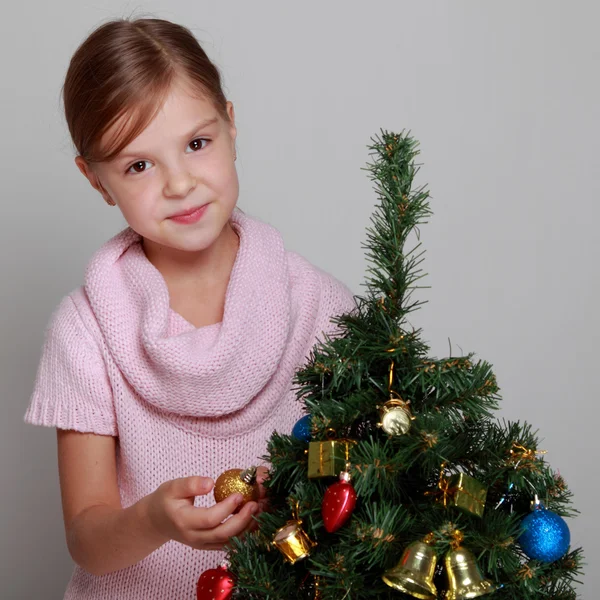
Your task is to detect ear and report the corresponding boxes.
[74,156,116,206]
[225,101,237,152]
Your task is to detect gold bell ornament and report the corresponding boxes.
[213,466,260,510]
[381,538,438,600]
[444,545,496,599]
[376,362,415,436]
[272,501,317,564]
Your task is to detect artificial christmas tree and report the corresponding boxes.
[219,130,583,599]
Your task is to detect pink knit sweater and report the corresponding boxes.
[24,207,356,599]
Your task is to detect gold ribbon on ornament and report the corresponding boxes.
[450,528,465,550]
[425,464,485,511]
[425,463,452,507]
[507,442,547,471]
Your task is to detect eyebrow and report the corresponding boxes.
[116,116,219,161]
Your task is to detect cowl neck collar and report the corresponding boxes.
[84,207,292,419]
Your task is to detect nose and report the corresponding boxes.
[163,165,197,198]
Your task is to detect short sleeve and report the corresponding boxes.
[23,293,118,436]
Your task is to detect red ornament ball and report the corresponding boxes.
[322,471,357,533]
[196,565,235,600]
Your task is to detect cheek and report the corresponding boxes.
[218,163,239,196]
[117,186,159,224]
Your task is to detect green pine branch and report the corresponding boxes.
[226,130,584,599]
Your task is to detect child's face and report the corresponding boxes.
[77,77,239,255]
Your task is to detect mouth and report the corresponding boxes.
[168,203,209,219]
[167,203,210,225]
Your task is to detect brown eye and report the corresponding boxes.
[126,160,150,174]
[188,138,209,152]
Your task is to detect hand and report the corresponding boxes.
[245,466,270,533]
[145,476,259,551]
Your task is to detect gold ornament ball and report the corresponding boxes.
[213,467,260,508]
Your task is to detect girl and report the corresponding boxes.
[23,16,355,600]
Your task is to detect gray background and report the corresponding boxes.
[2,1,597,597]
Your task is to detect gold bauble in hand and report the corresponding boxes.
[213,466,260,508]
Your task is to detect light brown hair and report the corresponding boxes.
[62,17,231,164]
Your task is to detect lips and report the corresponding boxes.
[169,204,207,219]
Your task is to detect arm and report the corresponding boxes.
[57,429,166,576]
[57,429,259,577]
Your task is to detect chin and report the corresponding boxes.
[170,232,219,253]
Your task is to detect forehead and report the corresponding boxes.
[100,78,221,160]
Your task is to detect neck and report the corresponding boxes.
[141,222,240,288]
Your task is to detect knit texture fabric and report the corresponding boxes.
[24,207,356,599]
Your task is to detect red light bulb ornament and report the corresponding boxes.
[196,563,235,600]
[322,463,357,533]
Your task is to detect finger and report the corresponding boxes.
[185,493,246,530]
[257,497,270,513]
[169,475,214,499]
[224,501,259,534]
[255,466,270,485]
[256,482,268,501]
[196,543,227,551]
[194,501,259,545]
[244,515,260,534]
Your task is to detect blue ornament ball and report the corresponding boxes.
[519,506,570,562]
[292,415,312,442]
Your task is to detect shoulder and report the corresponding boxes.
[287,251,355,307]
[25,286,117,434]
[43,286,106,358]
[286,251,356,342]
[237,208,357,325]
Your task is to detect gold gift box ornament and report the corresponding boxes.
[442,473,488,518]
[307,438,356,479]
